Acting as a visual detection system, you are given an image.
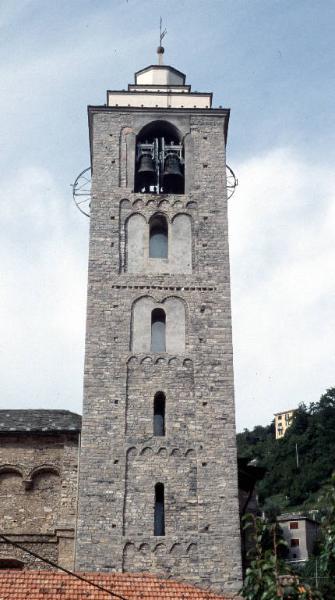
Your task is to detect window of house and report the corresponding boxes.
[154,483,165,536]
[290,522,299,530]
[291,539,300,547]
[151,308,166,352]
[149,215,168,258]
[154,392,166,436]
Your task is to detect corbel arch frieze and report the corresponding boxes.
[24,464,61,490]
[125,445,197,461]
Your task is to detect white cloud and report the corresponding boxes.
[0,166,89,412]
[229,148,335,430]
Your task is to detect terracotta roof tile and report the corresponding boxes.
[0,572,231,600]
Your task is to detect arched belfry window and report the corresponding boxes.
[154,392,166,436]
[135,121,184,194]
[149,215,168,258]
[151,308,166,352]
[154,483,165,536]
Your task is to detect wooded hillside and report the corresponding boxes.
[237,388,335,514]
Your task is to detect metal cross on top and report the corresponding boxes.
[159,17,167,46]
[157,17,167,64]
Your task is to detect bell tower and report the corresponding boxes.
[75,51,242,593]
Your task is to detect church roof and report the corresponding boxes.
[0,572,231,599]
[0,410,81,433]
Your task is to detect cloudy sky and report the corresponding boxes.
[1,0,334,431]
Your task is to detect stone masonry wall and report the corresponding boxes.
[0,433,78,570]
[75,107,242,593]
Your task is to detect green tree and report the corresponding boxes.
[237,388,335,513]
[318,475,335,599]
[241,515,322,599]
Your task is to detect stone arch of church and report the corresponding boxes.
[25,468,62,533]
[125,212,147,273]
[170,212,192,271]
[0,462,61,533]
[28,464,60,482]
[136,119,182,143]
[0,464,24,478]
[125,209,192,274]
[130,295,186,354]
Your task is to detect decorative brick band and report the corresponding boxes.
[111,284,216,291]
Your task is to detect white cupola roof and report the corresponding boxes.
[107,52,212,110]
[134,65,185,86]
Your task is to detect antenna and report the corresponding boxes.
[157,17,167,65]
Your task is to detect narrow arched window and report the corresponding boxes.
[154,392,166,436]
[149,215,168,258]
[154,483,165,536]
[151,308,166,352]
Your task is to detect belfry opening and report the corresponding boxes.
[135,121,184,194]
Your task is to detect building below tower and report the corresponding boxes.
[0,409,261,584]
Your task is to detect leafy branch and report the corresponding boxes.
[240,514,321,599]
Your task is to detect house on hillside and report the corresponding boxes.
[277,514,320,562]
[274,409,296,439]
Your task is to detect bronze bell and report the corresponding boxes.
[137,153,155,190]
[162,153,183,193]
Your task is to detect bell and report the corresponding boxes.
[162,153,183,193]
[137,153,155,190]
